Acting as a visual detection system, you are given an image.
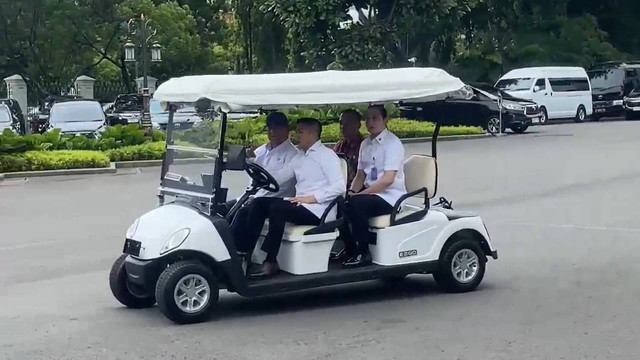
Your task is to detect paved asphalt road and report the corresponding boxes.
[1,121,639,360]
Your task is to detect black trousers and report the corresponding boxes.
[228,199,254,253]
[245,197,320,262]
[344,195,393,254]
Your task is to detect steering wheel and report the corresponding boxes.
[245,162,279,193]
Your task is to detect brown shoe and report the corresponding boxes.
[248,260,279,279]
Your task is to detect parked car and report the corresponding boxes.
[47,100,107,136]
[0,98,26,134]
[150,99,202,130]
[0,104,18,133]
[400,86,540,134]
[588,61,640,120]
[496,66,593,123]
[623,88,640,120]
[106,93,143,126]
[35,95,84,129]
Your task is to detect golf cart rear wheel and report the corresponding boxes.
[155,260,219,324]
[109,254,156,308]
[433,238,486,293]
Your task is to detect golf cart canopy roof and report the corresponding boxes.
[153,67,469,112]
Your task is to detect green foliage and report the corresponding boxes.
[0,151,110,173]
[0,125,161,154]
[106,142,166,162]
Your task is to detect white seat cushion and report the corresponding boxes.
[283,223,315,238]
[261,221,315,241]
[368,207,422,229]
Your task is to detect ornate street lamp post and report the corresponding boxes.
[124,14,162,131]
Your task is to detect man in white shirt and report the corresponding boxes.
[343,105,407,268]
[230,112,299,254]
[243,118,346,279]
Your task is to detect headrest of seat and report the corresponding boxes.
[403,154,438,199]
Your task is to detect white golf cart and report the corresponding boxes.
[109,67,498,324]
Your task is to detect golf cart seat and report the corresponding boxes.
[253,158,349,275]
[368,154,437,229]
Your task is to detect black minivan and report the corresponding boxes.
[588,61,640,120]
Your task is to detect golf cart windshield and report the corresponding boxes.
[154,67,469,211]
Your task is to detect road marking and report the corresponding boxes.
[497,221,640,233]
[0,240,67,251]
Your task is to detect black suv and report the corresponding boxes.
[588,61,640,120]
[400,85,541,134]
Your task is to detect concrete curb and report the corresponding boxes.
[0,134,491,179]
[1,163,117,179]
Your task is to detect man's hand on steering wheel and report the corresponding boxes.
[244,162,280,193]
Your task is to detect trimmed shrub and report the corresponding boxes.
[0,151,110,173]
[106,142,166,162]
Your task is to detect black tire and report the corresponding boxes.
[155,260,219,324]
[109,254,156,308]
[433,238,486,293]
[486,116,502,135]
[575,105,586,123]
[510,125,529,134]
[539,107,548,125]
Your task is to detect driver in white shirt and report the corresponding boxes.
[243,118,346,279]
[230,112,299,255]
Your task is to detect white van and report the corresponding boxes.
[495,67,593,123]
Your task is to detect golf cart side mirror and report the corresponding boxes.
[226,145,247,171]
[534,86,540,93]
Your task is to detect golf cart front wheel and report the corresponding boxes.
[433,238,486,293]
[155,260,219,324]
[109,254,156,308]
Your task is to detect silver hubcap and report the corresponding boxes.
[451,249,479,283]
[540,111,547,123]
[174,274,210,313]
[579,109,585,120]
[487,118,500,134]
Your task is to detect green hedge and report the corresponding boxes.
[0,125,165,154]
[106,141,166,162]
[0,151,110,173]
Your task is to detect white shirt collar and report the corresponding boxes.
[303,140,323,154]
[370,129,390,144]
[266,139,291,152]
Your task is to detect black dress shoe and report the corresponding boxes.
[330,248,353,263]
[342,252,372,268]
[249,261,280,279]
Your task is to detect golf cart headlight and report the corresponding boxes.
[160,228,191,254]
[613,100,624,106]
[126,218,140,238]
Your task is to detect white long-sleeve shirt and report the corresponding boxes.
[250,139,300,198]
[357,129,407,206]
[280,140,346,220]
